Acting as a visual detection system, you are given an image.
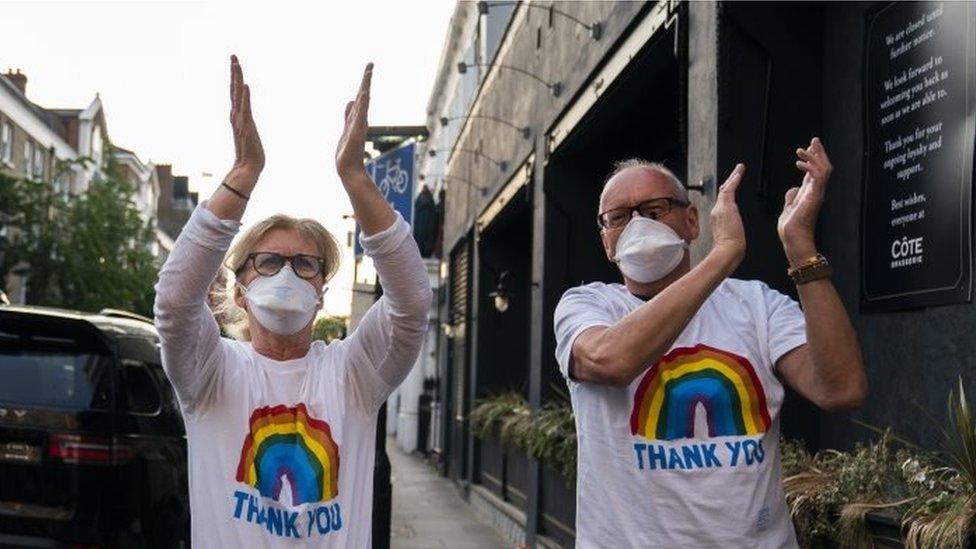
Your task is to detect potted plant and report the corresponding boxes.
[782,378,976,548]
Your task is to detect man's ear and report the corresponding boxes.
[686,203,700,241]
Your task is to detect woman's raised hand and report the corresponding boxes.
[228,55,265,185]
[334,63,396,235]
[336,63,373,178]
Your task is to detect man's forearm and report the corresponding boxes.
[340,168,396,236]
[578,249,738,385]
[795,278,867,403]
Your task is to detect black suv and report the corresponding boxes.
[0,305,189,548]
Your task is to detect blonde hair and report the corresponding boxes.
[213,214,342,340]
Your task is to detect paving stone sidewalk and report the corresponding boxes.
[388,438,509,549]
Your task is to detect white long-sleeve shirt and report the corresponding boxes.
[153,203,431,548]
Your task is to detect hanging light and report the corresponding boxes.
[477,1,602,41]
[419,173,489,197]
[427,148,508,171]
[488,271,511,313]
[439,114,531,139]
[457,61,562,97]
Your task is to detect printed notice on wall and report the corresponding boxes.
[862,1,975,312]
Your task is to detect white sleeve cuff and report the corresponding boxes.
[181,201,242,251]
[358,211,410,257]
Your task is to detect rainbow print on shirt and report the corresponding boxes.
[235,403,340,505]
[630,344,771,441]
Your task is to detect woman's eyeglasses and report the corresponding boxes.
[238,252,326,280]
[597,197,690,229]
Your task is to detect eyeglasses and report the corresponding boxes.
[597,197,690,229]
[238,252,326,280]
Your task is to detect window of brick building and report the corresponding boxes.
[23,140,34,176]
[32,146,44,179]
[0,121,12,165]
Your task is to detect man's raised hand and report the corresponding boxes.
[709,163,747,272]
[336,63,373,178]
[228,55,265,184]
[778,137,832,264]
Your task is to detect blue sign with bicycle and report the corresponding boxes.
[355,142,415,256]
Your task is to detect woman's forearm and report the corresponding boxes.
[207,170,258,221]
[340,168,396,236]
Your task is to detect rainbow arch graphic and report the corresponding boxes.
[235,403,340,505]
[630,344,771,441]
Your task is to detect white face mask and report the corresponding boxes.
[240,266,320,336]
[613,216,689,283]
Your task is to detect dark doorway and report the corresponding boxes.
[473,190,533,511]
[539,24,684,547]
[543,24,684,400]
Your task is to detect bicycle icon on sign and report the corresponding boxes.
[377,158,409,199]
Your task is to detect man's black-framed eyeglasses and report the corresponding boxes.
[597,197,690,229]
[238,252,326,280]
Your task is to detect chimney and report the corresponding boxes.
[173,176,189,199]
[4,69,26,95]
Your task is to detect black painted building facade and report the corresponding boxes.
[420,2,976,546]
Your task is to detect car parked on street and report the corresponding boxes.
[0,305,189,548]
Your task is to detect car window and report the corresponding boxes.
[120,359,161,415]
[155,366,182,415]
[0,339,113,410]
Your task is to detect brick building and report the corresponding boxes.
[0,68,192,301]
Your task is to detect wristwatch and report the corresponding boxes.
[787,254,832,285]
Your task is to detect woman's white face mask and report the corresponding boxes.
[239,266,321,335]
[613,216,689,283]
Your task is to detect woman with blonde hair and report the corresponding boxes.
[153,56,431,547]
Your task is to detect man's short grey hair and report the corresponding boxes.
[599,159,688,208]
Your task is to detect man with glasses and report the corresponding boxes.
[554,140,867,547]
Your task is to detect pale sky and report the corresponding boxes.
[0,0,456,316]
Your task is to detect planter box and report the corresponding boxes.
[539,462,576,548]
[810,510,976,548]
[865,510,905,548]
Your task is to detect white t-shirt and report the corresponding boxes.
[154,204,431,548]
[554,279,807,548]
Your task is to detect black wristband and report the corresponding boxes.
[221,181,250,201]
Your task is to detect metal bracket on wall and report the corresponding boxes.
[686,175,713,195]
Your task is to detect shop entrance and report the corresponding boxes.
[472,188,533,511]
[543,23,684,395]
[540,22,683,546]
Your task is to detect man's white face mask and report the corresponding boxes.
[239,266,320,335]
[613,216,689,283]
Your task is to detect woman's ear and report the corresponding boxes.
[316,283,327,310]
[234,283,247,310]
